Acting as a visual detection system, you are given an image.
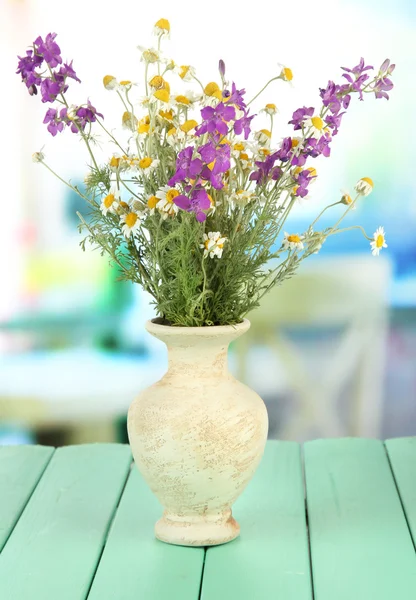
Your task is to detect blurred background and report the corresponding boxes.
[0,0,415,445]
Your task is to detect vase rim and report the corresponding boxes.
[146,318,250,337]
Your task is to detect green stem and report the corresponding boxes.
[247,76,280,107]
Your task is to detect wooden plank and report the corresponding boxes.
[87,467,205,600]
[304,438,416,600]
[200,441,313,600]
[0,445,54,552]
[386,437,416,547]
[0,444,131,600]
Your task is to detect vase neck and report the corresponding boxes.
[166,338,230,378]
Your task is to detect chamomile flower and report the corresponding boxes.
[261,103,279,116]
[278,65,294,82]
[122,111,138,131]
[153,18,170,37]
[138,156,160,174]
[118,80,133,91]
[177,65,196,82]
[232,189,254,206]
[100,184,121,216]
[173,91,199,107]
[103,75,118,90]
[32,149,45,163]
[204,81,223,101]
[355,177,374,197]
[156,186,180,218]
[305,115,325,138]
[340,190,355,206]
[147,195,159,215]
[120,211,143,238]
[370,226,387,256]
[200,232,227,259]
[137,46,160,64]
[180,119,198,134]
[283,232,304,251]
[254,129,272,146]
[109,154,122,171]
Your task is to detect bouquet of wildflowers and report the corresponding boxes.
[17,19,395,326]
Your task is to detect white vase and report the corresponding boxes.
[127,318,268,546]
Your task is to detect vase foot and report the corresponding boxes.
[155,509,240,547]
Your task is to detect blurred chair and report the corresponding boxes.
[232,255,391,440]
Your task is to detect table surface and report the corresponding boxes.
[0,438,415,600]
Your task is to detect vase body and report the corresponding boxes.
[127,318,268,546]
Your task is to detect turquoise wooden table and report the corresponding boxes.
[0,438,415,599]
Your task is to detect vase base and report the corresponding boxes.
[155,509,240,547]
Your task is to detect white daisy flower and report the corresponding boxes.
[278,64,294,82]
[283,232,304,251]
[137,157,160,175]
[156,186,180,218]
[370,226,387,256]
[340,190,355,207]
[261,103,279,116]
[120,211,143,238]
[305,115,326,138]
[176,65,196,82]
[137,46,160,64]
[232,189,254,206]
[153,18,170,38]
[118,80,133,91]
[254,129,272,146]
[355,177,374,197]
[200,232,227,259]
[100,184,121,216]
[172,91,200,107]
[32,149,45,163]
[103,75,118,91]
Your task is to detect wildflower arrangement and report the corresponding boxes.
[17,20,395,326]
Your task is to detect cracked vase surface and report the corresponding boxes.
[127,318,268,546]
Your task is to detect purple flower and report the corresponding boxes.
[305,134,331,159]
[198,143,230,189]
[58,61,81,83]
[174,187,211,221]
[373,59,395,100]
[168,146,203,186]
[34,33,62,68]
[288,106,314,130]
[40,76,67,103]
[234,111,255,139]
[75,100,103,130]
[223,82,246,110]
[219,59,226,79]
[196,103,236,136]
[379,58,395,77]
[250,152,282,185]
[325,111,345,135]
[341,58,373,100]
[293,169,315,197]
[276,137,293,162]
[43,107,66,136]
[16,50,43,88]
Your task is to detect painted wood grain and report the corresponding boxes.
[0,444,131,600]
[200,441,313,600]
[87,467,205,600]
[0,445,54,552]
[304,438,416,600]
[386,437,416,547]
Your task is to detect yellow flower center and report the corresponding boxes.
[311,116,324,130]
[139,157,153,169]
[147,195,158,209]
[207,194,214,206]
[119,201,129,210]
[234,142,245,151]
[166,189,179,203]
[180,119,198,133]
[153,89,170,103]
[307,167,317,178]
[149,75,164,89]
[155,18,170,32]
[120,80,131,86]
[239,152,249,162]
[342,193,353,205]
[259,148,270,156]
[175,95,191,105]
[291,139,300,148]
[143,49,159,62]
[204,82,222,100]
[266,103,277,110]
[138,123,150,134]
[204,239,210,250]
[376,234,384,248]
[104,194,115,208]
[125,213,138,228]
[179,66,190,79]
[207,161,215,171]
[282,67,293,81]
[109,157,120,168]
[167,126,177,137]
[361,177,374,188]
[287,234,301,243]
[159,109,174,121]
